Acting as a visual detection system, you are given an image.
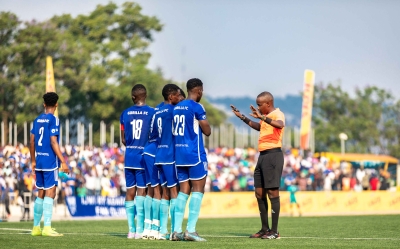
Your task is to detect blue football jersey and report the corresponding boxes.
[120,105,155,169]
[31,113,60,171]
[143,102,164,157]
[173,100,208,166]
[154,104,175,165]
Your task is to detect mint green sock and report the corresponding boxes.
[125,200,136,233]
[174,193,189,233]
[160,199,170,234]
[33,197,43,227]
[144,195,153,230]
[135,196,145,233]
[170,198,176,233]
[187,192,204,233]
[151,199,161,231]
[43,197,54,227]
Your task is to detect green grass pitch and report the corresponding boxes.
[1,215,399,248]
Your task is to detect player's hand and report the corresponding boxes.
[60,162,70,174]
[31,161,36,175]
[230,105,242,118]
[250,105,262,119]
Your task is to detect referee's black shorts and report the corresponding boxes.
[254,148,284,189]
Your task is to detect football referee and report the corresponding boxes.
[231,91,285,240]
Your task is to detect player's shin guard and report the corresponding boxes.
[125,200,136,233]
[174,193,189,233]
[187,192,204,233]
[144,196,153,231]
[33,197,44,227]
[160,199,170,234]
[43,197,53,227]
[170,198,176,233]
[135,196,146,233]
[270,196,280,232]
[151,199,161,232]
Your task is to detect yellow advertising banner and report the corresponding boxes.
[193,191,400,218]
[46,56,58,117]
[299,69,315,150]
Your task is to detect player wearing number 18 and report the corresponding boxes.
[120,84,155,239]
[30,92,70,237]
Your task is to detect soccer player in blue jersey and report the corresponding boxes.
[30,92,70,237]
[142,101,164,240]
[171,78,211,242]
[152,84,182,240]
[120,84,155,239]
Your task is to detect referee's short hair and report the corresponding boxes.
[257,91,274,101]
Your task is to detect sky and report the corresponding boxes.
[2,0,400,99]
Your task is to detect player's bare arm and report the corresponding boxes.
[121,130,126,146]
[231,104,260,131]
[50,136,70,174]
[29,133,36,175]
[199,119,211,136]
[250,105,284,129]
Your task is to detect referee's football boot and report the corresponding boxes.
[249,229,270,238]
[184,230,207,242]
[261,230,280,239]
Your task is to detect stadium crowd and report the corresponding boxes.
[0,143,394,209]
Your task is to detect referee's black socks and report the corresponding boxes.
[270,196,280,233]
[257,198,270,232]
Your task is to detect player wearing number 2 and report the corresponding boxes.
[30,92,70,237]
[120,84,155,239]
[171,78,211,242]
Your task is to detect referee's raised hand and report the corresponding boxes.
[250,105,262,119]
[230,104,242,118]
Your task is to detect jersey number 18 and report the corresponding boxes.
[130,119,143,139]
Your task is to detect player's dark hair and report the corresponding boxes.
[186,78,203,92]
[43,92,59,107]
[177,86,186,99]
[132,84,147,98]
[257,91,274,101]
[162,84,179,100]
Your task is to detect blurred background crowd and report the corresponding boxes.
[1,143,395,213]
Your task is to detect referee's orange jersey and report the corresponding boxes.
[258,108,285,151]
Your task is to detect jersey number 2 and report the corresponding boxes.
[38,127,44,146]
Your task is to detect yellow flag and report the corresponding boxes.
[300,69,315,150]
[46,56,58,117]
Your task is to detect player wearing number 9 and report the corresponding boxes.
[30,92,70,237]
[120,84,155,239]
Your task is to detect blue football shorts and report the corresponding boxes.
[158,164,179,188]
[35,169,59,190]
[177,161,208,183]
[143,154,164,187]
[125,168,146,189]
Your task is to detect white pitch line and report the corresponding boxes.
[0,229,399,241]
[0,228,32,232]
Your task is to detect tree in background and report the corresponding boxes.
[0,2,225,144]
[313,82,400,158]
